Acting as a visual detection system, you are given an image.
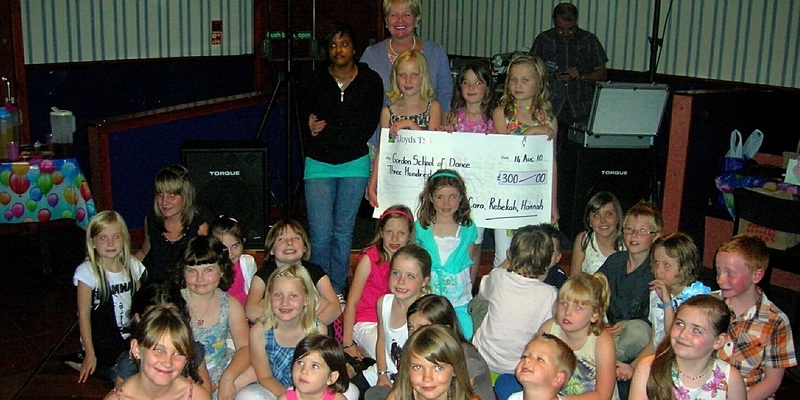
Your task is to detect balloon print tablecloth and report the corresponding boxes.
[0,158,96,227]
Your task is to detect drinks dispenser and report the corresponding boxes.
[50,107,75,144]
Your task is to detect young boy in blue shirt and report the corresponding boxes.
[596,202,662,366]
[537,224,568,289]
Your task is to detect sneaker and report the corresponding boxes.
[60,351,85,372]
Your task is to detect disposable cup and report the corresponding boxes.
[6,141,19,161]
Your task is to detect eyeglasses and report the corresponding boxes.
[622,227,657,236]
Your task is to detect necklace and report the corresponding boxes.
[162,219,186,243]
[190,291,216,327]
[161,230,185,243]
[331,65,356,102]
[677,359,712,381]
[388,36,416,57]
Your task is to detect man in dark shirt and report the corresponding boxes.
[529,3,608,133]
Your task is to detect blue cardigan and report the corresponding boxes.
[414,220,477,275]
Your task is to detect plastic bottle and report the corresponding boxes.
[5,102,21,136]
[0,107,16,160]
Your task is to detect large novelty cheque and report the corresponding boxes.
[373,129,553,229]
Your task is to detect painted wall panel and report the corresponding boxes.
[420,0,799,88]
[20,0,798,88]
[21,0,254,64]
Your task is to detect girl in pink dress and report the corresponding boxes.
[342,204,414,360]
[210,215,257,307]
[439,61,497,269]
[440,60,496,135]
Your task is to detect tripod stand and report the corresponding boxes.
[253,0,318,221]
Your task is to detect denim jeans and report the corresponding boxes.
[304,176,368,293]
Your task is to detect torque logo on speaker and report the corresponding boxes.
[208,171,241,176]
[600,170,628,176]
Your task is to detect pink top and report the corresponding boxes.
[227,259,247,307]
[285,388,336,400]
[354,246,391,323]
[453,108,494,134]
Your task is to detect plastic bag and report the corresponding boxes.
[720,129,765,173]
[743,129,764,160]
[725,129,743,158]
[720,130,745,173]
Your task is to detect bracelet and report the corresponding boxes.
[342,342,358,349]
[378,370,392,376]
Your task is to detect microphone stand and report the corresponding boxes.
[253,0,316,220]
[648,0,663,83]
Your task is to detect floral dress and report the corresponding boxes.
[672,359,732,400]
[505,103,552,134]
[549,324,620,400]
[182,289,235,385]
[453,108,494,133]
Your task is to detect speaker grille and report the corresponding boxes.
[559,141,655,239]
[183,141,269,249]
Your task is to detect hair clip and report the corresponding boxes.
[218,215,239,223]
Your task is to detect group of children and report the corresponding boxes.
[70,171,332,399]
[65,45,796,400]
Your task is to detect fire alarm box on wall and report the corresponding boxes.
[211,20,222,45]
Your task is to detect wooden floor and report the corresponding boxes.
[2,224,798,399]
[1,224,111,399]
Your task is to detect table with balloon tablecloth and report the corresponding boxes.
[1,158,96,227]
[1,158,97,275]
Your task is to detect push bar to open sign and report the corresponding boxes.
[266,31,313,40]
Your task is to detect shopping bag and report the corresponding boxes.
[736,188,800,250]
[715,173,770,219]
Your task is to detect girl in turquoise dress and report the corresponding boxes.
[414,169,477,340]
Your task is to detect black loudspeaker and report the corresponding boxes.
[182,141,269,249]
[559,141,656,239]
